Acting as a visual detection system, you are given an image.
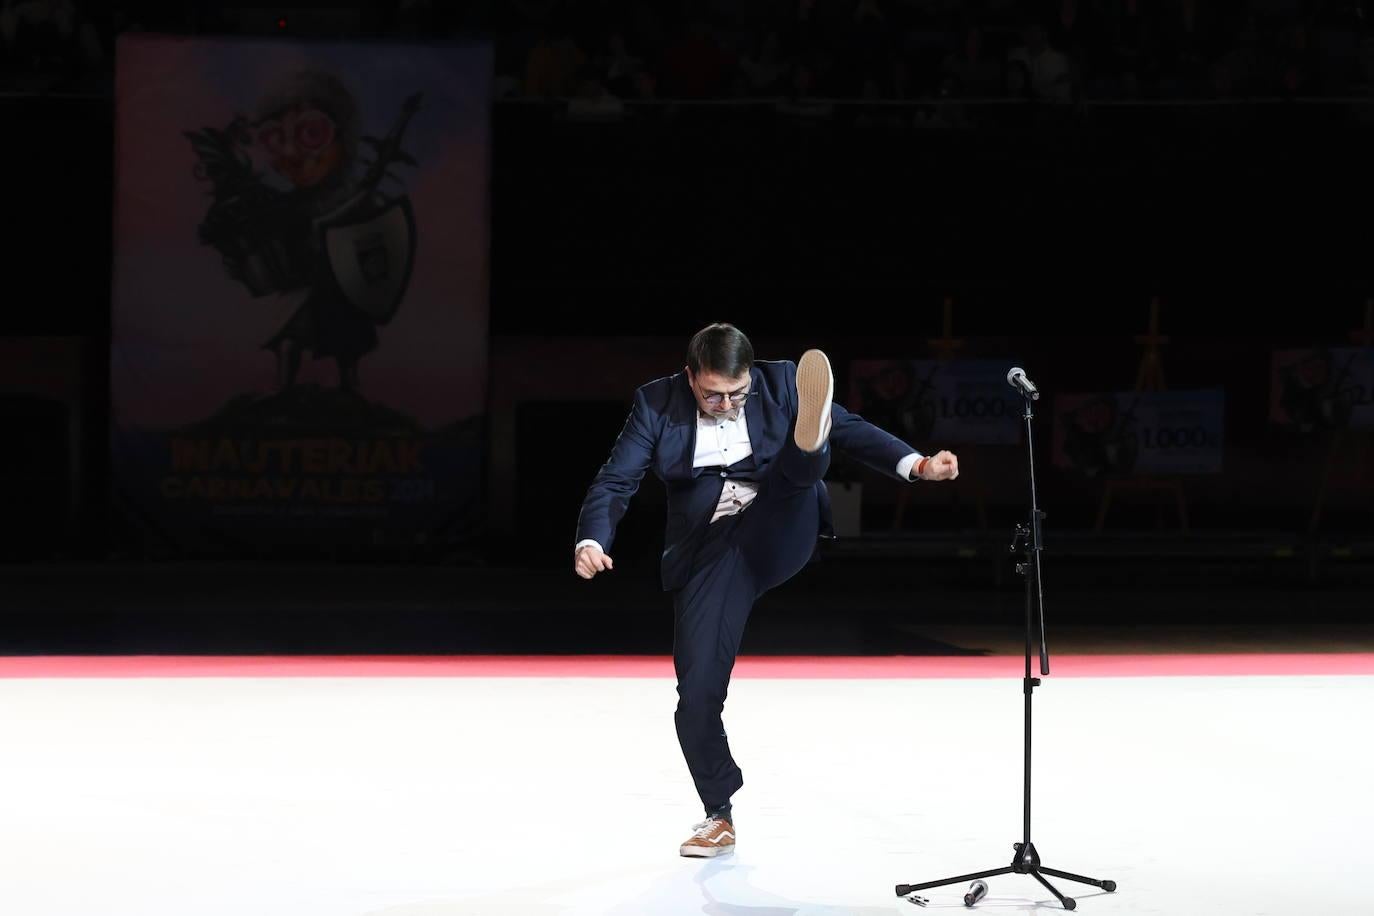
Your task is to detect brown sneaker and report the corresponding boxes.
[793,349,834,452]
[679,816,736,857]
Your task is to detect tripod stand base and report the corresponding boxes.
[895,842,1116,910]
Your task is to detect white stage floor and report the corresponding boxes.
[0,661,1369,915]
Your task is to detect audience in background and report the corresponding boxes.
[6,0,1374,105]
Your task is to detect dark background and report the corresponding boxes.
[2,1,1371,654]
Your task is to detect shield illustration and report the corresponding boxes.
[322,196,416,324]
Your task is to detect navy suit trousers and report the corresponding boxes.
[671,436,831,810]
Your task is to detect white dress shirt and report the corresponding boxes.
[696,403,759,523]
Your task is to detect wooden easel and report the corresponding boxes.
[892,296,987,533]
[1308,299,1374,534]
[1094,298,1190,532]
[928,295,964,362]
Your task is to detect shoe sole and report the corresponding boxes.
[793,349,833,452]
[680,844,735,857]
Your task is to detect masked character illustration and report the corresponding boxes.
[1277,348,1355,434]
[187,72,422,393]
[1063,394,1139,477]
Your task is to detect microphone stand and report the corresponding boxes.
[894,381,1117,910]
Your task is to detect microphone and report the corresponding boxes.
[1006,367,1040,401]
[964,880,988,907]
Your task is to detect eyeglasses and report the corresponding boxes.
[701,389,756,407]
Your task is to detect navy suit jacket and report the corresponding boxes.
[575,359,921,591]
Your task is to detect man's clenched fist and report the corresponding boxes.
[574,544,614,579]
[917,450,960,481]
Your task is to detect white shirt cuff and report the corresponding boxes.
[575,539,603,553]
[897,452,924,481]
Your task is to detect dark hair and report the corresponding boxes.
[687,323,754,377]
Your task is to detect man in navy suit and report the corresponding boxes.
[574,323,959,857]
